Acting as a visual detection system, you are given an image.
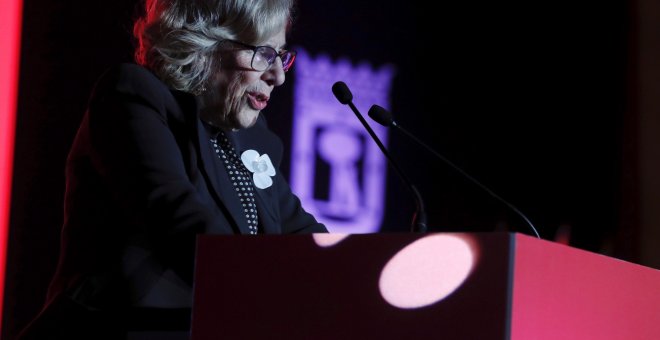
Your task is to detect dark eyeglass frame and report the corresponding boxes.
[227,40,297,72]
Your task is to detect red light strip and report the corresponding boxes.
[0,0,23,330]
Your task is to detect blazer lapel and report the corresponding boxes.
[252,186,279,234]
[173,90,251,234]
[195,120,253,234]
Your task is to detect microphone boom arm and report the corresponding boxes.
[346,102,428,233]
[369,104,540,238]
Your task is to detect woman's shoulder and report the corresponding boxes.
[86,63,193,115]
[93,63,169,97]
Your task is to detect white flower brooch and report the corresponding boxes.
[240,149,276,189]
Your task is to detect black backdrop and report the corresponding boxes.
[3,0,628,338]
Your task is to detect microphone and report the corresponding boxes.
[368,104,541,239]
[331,81,427,233]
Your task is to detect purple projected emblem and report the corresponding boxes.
[290,49,395,233]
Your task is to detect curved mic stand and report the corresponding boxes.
[332,82,427,233]
[368,104,540,238]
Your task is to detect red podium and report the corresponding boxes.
[190,232,660,339]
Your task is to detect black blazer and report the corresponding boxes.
[47,63,326,310]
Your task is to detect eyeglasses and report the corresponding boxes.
[227,40,296,72]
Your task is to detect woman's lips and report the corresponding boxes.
[247,92,269,110]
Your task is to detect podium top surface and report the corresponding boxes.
[191,232,660,340]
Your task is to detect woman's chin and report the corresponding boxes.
[237,110,260,129]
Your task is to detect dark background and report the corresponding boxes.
[3,0,632,339]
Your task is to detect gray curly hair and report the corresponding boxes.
[133,0,295,95]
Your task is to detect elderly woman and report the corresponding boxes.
[18,0,326,338]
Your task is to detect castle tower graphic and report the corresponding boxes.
[290,49,396,233]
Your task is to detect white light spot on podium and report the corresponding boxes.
[379,234,475,309]
[313,233,350,247]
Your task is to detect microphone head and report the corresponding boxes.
[368,104,395,127]
[332,81,353,104]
